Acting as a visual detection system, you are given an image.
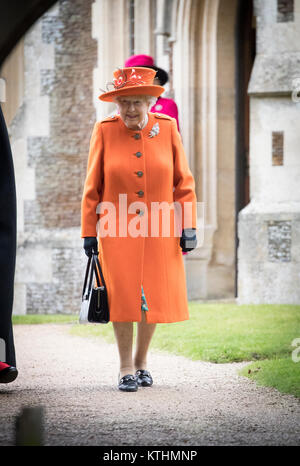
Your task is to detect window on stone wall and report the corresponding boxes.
[272,131,284,166]
[277,0,294,22]
[129,0,135,56]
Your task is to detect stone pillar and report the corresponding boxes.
[94,0,131,120]
[237,0,300,304]
[172,0,224,300]
[134,0,156,56]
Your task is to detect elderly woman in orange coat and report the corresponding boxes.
[81,66,197,392]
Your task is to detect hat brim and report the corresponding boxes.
[99,85,165,102]
[133,65,169,85]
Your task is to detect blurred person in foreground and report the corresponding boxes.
[0,105,18,384]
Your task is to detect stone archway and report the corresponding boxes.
[167,0,255,300]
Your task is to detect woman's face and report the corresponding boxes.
[116,95,149,130]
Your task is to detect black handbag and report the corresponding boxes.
[79,252,109,324]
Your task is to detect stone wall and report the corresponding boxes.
[25,0,97,231]
[9,0,97,314]
[237,0,300,304]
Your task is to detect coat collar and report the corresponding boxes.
[118,112,155,137]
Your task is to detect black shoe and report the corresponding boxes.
[118,374,138,392]
[0,366,18,384]
[135,369,153,387]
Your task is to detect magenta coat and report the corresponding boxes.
[151,97,180,132]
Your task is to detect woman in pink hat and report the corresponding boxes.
[124,54,180,132]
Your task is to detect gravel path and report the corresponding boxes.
[0,323,299,446]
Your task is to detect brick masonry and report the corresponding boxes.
[25,0,97,231]
[12,0,97,314]
[268,220,291,262]
[26,243,85,314]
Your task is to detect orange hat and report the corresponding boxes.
[99,67,165,102]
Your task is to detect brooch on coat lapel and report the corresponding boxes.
[148,122,160,138]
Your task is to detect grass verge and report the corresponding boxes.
[239,358,300,398]
[69,302,300,361]
[12,314,77,325]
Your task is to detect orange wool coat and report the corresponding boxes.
[81,112,197,323]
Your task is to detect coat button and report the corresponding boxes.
[136,209,144,216]
[136,171,143,177]
[133,133,141,140]
[135,152,142,158]
[136,190,144,197]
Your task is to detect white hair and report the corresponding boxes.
[114,95,157,109]
[144,95,158,108]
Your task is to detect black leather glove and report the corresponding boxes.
[180,228,197,252]
[83,237,98,257]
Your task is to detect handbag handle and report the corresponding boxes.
[82,254,92,300]
[82,252,106,300]
[92,253,106,288]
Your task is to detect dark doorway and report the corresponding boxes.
[0,0,57,67]
[234,0,256,296]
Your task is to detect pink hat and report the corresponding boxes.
[124,55,169,86]
[125,54,155,68]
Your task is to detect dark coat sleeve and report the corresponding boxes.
[0,105,17,366]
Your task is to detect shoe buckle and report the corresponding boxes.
[120,374,135,384]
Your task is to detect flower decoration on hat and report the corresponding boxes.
[113,74,125,89]
[106,68,146,92]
